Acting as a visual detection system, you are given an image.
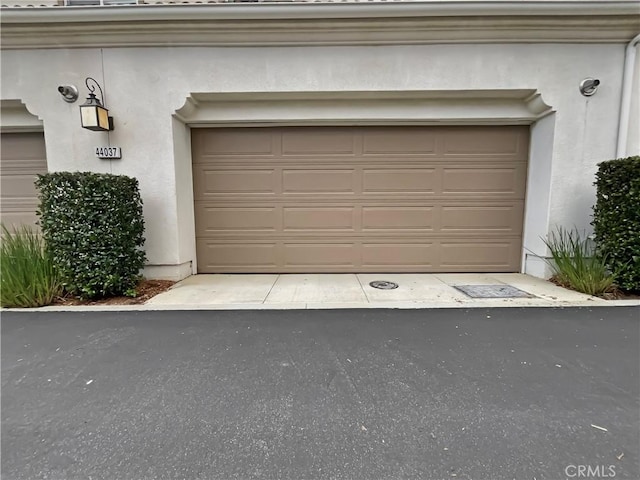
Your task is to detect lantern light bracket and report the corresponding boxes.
[85,77,105,104]
[83,76,114,131]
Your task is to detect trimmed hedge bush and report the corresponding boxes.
[592,156,640,291]
[36,172,146,299]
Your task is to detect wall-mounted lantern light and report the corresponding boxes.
[80,77,114,131]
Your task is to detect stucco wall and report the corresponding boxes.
[0,43,627,278]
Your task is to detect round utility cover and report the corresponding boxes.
[369,280,399,290]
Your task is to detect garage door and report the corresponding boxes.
[192,126,528,273]
[0,132,48,230]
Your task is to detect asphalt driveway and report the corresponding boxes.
[2,307,639,480]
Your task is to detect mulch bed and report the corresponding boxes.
[51,279,176,306]
[549,276,640,300]
[600,289,640,301]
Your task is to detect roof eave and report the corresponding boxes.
[2,1,639,48]
[2,1,640,22]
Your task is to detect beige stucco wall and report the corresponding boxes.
[0,43,628,278]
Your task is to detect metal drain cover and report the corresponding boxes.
[453,284,534,298]
[369,280,399,290]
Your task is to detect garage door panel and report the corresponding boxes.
[440,241,520,269]
[442,166,526,195]
[362,243,434,267]
[0,158,48,172]
[196,206,277,234]
[362,206,434,231]
[196,241,278,268]
[441,204,524,233]
[362,129,437,155]
[442,127,525,156]
[282,130,356,156]
[363,169,436,193]
[0,133,46,159]
[1,173,41,198]
[0,211,41,230]
[194,129,275,157]
[282,169,355,193]
[193,126,528,273]
[197,238,522,272]
[194,168,277,195]
[284,243,355,267]
[283,207,355,231]
[197,202,521,236]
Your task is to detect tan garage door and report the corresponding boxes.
[192,126,528,273]
[1,132,48,231]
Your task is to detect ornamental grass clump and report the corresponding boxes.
[543,227,615,297]
[0,224,62,308]
[36,172,146,300]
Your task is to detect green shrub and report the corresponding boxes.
[36,172,146,299]
[0,224,62,308]
[543,227,615,297]
[592,156,640,291]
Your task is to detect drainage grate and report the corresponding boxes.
[453,284,534,299]
[369,280,399,290]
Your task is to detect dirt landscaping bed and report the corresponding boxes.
[602,289,640,300]
[52,279,175,306]
[549,276,640,300]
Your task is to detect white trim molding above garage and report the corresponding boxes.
[175,90,554,127]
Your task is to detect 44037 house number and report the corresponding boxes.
[95,146,122,159]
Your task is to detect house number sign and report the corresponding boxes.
[95,146,122,159]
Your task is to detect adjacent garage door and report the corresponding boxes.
[0,132,47,230]
[192,126,528,273]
